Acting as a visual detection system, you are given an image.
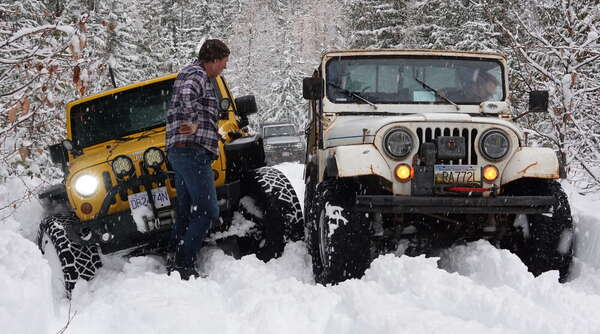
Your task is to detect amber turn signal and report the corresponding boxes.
[483,165,499,182]
[81,202,93,214]
[395,163,414,182]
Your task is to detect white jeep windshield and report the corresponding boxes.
[326,56,505,105]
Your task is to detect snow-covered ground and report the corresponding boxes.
[2,162,600,334]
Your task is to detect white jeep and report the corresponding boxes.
[302,49,573,284]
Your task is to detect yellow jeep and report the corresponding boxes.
[37,74,304,293]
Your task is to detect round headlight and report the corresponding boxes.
[219,98,231,111]
[384,128,414,159]
[112,155,134,179]
[480,130,510,160]
[74,174,99,197]
[143,147,165,168]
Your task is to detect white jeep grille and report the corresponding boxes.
[416,126,479,165]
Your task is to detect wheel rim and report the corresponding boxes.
[318,208,330,269]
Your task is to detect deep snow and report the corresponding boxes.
[2,162,600,334]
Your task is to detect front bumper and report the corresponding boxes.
[265,149,304,164]
[356,195,554,214]
[68,178,241,253]
[67,207,174,253]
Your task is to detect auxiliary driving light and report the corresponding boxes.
[143,147,165,168]
[112,155,135,179]
[483,165,499,182]
[395,163,414,182]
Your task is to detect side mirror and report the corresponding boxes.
[303,77,324,100]
[235,95,257,116]
[62,139,82,157]
[529,90,549,113]
[49,143,67,165]
[62,139,74,152]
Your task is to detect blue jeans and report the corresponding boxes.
[167,146,219,269]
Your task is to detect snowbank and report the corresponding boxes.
[1,163,600,333]
[0,177,45,241]
[0,230,54,334]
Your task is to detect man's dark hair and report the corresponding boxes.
[198,39,230,63]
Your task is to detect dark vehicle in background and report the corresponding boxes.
[262,122,305,165]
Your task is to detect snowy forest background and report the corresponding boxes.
[0,0,599,217]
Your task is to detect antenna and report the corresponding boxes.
[108,65,117,88]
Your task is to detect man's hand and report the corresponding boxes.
[178,122,198,135]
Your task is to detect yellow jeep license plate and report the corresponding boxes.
[434,165,481,185]
[128,186,171,210]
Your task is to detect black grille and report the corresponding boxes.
[416,127,478,165]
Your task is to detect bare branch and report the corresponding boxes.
[56,299,77,334]
[574,155,600,185]
[0,24,70,49]
[574,55,600,71]
[0,73,41,98]
[577,85,600,95]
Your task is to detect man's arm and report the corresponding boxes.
[178,75,204,134]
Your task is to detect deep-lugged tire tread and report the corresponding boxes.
[503,179,573,282]
[252,167,304,242]
[239,167,304,261]
[37,214,102,293]
[308,180,371,285]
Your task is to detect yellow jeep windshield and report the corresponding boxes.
[70,79,174,148]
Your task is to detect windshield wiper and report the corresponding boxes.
[413,76,460,111]
[114,136,136,142]
[114,127,163,143]
[327,82,378,110]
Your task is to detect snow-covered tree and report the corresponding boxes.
[498,0,600,191]
[347,0,409,48]
[0,0,85,183]
[412,0,502,51]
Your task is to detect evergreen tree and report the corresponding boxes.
[412,0,502,51]
[347,0,409,48]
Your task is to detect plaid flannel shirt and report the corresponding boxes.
[165,60,220,157]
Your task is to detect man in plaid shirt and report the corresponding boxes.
[165,39,229,280]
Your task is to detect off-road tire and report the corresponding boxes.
[37,214,102,294]
[503,179,573,282]
[308,180,371,285]
[238,167,304,261]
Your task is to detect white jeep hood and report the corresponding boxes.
[323,113,522,148]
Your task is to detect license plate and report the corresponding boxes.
[434,165,481,185]
[128,186,171,210]
[282,152,290,157]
